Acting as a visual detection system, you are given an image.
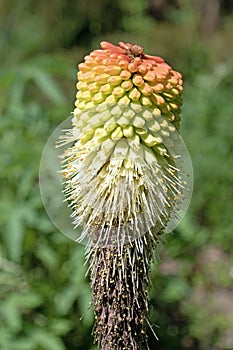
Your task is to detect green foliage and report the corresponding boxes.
[0,0,233,349]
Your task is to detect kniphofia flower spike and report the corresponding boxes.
[59,41,189,350]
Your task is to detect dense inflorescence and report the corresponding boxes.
[60,41,184,350]
[75,41,182,129]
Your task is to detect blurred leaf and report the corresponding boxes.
[163,277,189,302]
[10,338,35,350]
[4,208,24,263]
[36,244,59,271]
[30,329,66,350]
[1,300,21,331]
[33,69,66,105]
[49,319,72,335]
[9,292,42,308]
[0,328,11,350]
[55,285,79,316]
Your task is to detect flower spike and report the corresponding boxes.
[59,41,190,350]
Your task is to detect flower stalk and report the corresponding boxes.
[59,41,184,349]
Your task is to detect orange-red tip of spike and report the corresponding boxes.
[75,41,183,127]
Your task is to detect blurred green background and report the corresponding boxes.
[0,1,233,349]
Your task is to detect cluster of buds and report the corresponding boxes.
[60,41,185,350]
[76,41,182,127]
